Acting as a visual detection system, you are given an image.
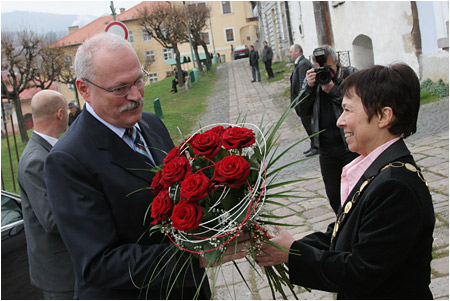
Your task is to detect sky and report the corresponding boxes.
[1,1,142,17]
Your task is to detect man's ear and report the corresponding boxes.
[56,108,63,120]
[76,78,91,103]
[378,106,395,129]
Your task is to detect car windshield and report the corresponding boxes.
[235,45,247,51]
[1,195,22,227]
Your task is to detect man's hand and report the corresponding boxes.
[306,68,316,87]
[199,232,251,268]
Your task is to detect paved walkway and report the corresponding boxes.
[199,59,449,299]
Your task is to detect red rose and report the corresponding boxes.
[171,201,203,232]
[213,155,251,188]
[180,172,211,201]
[150,170,165,195]
[208,125,225,136]
[222,126,255,150]
[164,146,183,165]
[151,190,174,225]
[161,156,191,186]
[190,130,221,158]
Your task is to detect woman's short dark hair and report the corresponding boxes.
[340,63,420,138]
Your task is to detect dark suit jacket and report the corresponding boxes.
[45,109,210,299]
[288,139,435,299]
[291,55,312,115]
[17,132,75,292]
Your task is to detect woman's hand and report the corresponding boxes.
[255,226,295,267]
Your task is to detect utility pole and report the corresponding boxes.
[110,1,117,21]
[208,13,217,64]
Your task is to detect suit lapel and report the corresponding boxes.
[31,132,53,153]
[138,119,168,166]
[83,111,154,183]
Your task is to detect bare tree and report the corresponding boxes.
[186,4,213,72]
[1,31,41,143]
[32,43,65,90]
[58,49,80,107]
[138,3,189,88]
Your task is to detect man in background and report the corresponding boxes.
[262,41,274,79]
[290,44,318,157]
[68,102,82,126]
[249,45,261,82]
[17,90,75,299]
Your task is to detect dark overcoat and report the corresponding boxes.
[289,139,435,299]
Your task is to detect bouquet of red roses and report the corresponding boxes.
[149,124,267,263]
[146,109,309,299]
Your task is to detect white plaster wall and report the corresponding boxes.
[289,1,421,73]
[289,1,318,59]
[330,1,419,72]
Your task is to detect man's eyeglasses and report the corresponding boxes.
[82,70,149,97]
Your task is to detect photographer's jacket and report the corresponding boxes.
[296,65,357,150]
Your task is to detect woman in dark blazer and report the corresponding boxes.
[256,63,435,299]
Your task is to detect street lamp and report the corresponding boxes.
[182,1,199,83]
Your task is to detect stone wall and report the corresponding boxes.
[420,51,449,82]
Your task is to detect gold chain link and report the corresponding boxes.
[331,161,428,244]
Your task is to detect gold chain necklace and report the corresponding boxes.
[330,162,429,244]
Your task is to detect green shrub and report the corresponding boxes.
[421,79,449,98]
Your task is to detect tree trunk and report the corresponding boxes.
[12,94,29,143]
[193,44,203,73]
[201,43,212,67]
[174,46,185,88]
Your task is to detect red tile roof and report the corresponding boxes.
[51,1,164,48]
[2,82,58,103]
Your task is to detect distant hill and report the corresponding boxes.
[1,11,96,37]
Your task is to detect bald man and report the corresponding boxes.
[17,90,75,299]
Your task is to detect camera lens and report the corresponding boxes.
[315,67,332,85]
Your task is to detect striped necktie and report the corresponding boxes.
[125,127,152,163]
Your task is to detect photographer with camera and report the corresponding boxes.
[296,45,358,214]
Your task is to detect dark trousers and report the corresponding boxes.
[171,78,178,92]
[264,60,274,78]
[319,147,358,214]
[300,115,318,150]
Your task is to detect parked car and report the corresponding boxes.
[1,190,42,299]
[234,45,249,60]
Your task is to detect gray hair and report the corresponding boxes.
[313,45,338,63]
[293,44,303,53]
[75,32,136,81]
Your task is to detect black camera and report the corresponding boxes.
[313,48,333,85]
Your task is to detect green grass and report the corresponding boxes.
[1,129,32,194]
[1,65,220,194]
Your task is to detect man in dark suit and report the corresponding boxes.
[18,90,75,299]
[44,32,210,299]
[289,44,318,157]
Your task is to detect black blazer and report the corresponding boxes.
[288,139,435,299]
[291,55,312,117]
[45,109,210,299]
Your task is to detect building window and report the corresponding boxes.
[222,1,231,14]
[141,28,152,42]
[145,50,156,64]
[187,2,206,9]
[163,48,174,61]
[200,32,210,45]
[63,55,73,68]
[149,73,158,83]
[128,30,134,43]
[225,28,234,42]
[68,83,75,91]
